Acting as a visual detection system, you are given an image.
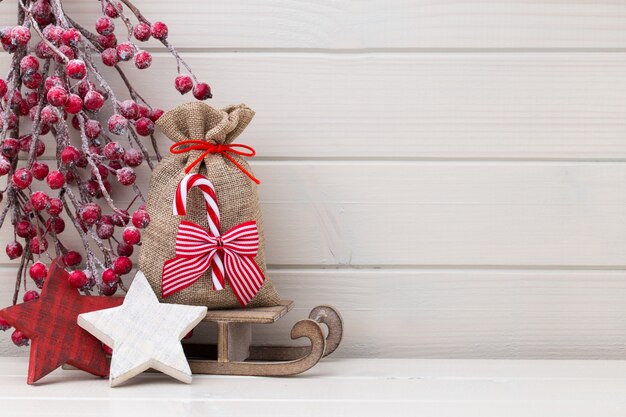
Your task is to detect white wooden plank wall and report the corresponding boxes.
[1,1,626,358]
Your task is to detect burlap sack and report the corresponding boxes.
[139,102,281,309]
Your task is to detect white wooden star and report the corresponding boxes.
[77,271,207,387]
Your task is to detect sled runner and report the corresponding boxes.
[183,301,343,376]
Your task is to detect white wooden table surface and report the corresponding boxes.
[2,357,626,416]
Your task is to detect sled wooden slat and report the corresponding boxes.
[202,300,294,324]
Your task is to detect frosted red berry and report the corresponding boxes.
[13,168,32,189]
[46,86,68,107]
[46,170,65,189]
[61,145,80,165]
[44,75,63,92]
[77,79,95,97]
[150,21,168,40]
[35,40,53,58]
[11,330,28,347]
[104,141,125,160]
[134,50,152,69]
[11,26,31,45]
[138,105,150,119]
[46,217,65,234]
[0,156,10,176]
[66,59,87,79]
[116,42,135,61]
[32,161,49,180]
[30,191,50,211]
[101,282,118,296]
[111,209,130,226]
[6,241,23,259]
[47,198,63,216]
[113,256,132,275]
[116,167,136,186]
[119,99,138,119]
[16,220,35,238]
[98,33,117,49]
[42,24,64,45]
[32,0,52,24]
[107,115,128,136]
[102,268,118,284]
[34,137,49,155]
[64,93,83,114]
[21,200,32,213]
[174,75,193,94]
[0,155,12,179]
[79,203,102,226]
[96,16,115,36]
[105,1,123,18]
[18,99,30,116]
[149,108,164,122]
[116,241,133,257]
[96,217,114,239]
[134,117,154,136]
[62,28,81,46]
[56,45,76,63]
[84,119,103,139]
[133,22,151,41]
[20,55,39,75]
[63,251,82,267]
[83,90,105,112]
[122,226,141,245]
[85,180,100,198]
[0,78,7,98]
[23,72,43,90]
[30,262,47,281]
[101,48,118,66]
[68,270,87,288]
[40,105,59,124]
[30,236,48,254]
[193,82,212,100]
[132,209,150,228]
[23,290,39,303]
[19,138,36,156]
[123,148,143,167]
[2,137,19,157]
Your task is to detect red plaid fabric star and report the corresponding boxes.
[0,259,124,384]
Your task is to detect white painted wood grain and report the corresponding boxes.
[3,357,626,417]
[4,52,626,160]
[4,267,626,359]
[2,1,625,49]
[105,53,626,160]
[1,161,624,266]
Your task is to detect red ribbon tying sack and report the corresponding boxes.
[170,140,261,184]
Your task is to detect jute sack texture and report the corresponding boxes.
[139,102,281,309]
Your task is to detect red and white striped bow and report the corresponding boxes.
[161,174,265,307]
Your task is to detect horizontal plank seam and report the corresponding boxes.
[266,265,626,271]
[1,264,626,272]
[21,156,626,164]
[142,47,626,54]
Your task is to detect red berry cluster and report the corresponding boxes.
[0,0,211,347]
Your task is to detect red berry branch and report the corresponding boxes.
[0,0,212,347]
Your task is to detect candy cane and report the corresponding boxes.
[172,174,225,290]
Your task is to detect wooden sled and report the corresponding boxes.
[183,301,343,376]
